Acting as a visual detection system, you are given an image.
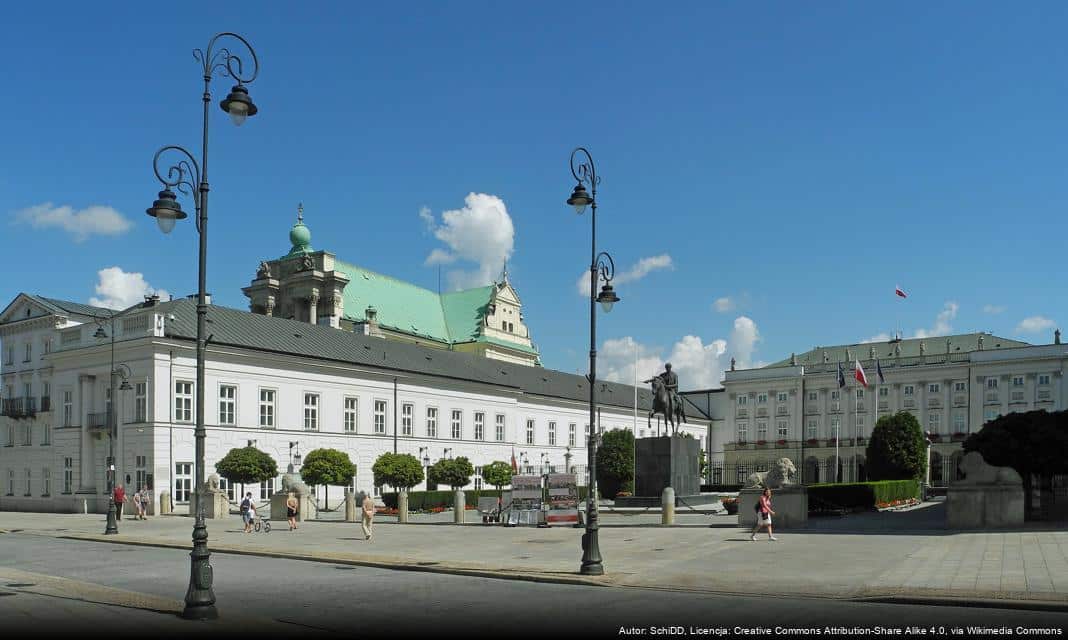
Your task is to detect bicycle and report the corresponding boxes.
[252,514,271,533]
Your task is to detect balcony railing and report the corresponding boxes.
[86,412,109,430]
[736,408,748,418]
[1,397,37,419]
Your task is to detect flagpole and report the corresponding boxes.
[836,361,841,484]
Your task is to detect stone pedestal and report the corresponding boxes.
[453,490,465,524]
[946,451,1025,529]
[344,490,357,522]
[271,493,317,522]
[200,490,231,520]
[635,435,700,498]
[739,486,808,528]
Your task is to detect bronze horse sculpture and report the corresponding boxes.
[647,376,686,434]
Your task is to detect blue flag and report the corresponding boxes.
[876,359,885,384]
[837,361,846,388]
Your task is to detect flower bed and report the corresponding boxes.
[776,439,787,446]
[806,438,819,445]
[875,498,920,510]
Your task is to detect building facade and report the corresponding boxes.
[721,333,1067,487]
[0,293,708,513]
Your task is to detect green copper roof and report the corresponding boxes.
[286,222,313,257]
[440,286,494,342]
[767,333,1031,368]
[336,260,452,342]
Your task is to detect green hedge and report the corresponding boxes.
[382,486,590,510]
[806,480,919,512]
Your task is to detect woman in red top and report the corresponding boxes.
[750,487,777,541]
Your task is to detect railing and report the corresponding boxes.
[1010,392,1026,404]
[878,401,889,411]
[796,352,971,375]
[1,397,36,418]
[1038,390,1052,401]
[86,412,109,430]
[736,408,748,418]
[60,329,81,346]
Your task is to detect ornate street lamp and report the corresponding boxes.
[145,32,259,621]
[566,146,620,576]
[93,315,132,535]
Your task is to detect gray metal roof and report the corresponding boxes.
[156,299,667,414]
[33,295,114,319]
[766,333,1031,368]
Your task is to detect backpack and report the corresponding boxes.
[240,498,251,514]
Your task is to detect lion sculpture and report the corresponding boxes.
[746,458,797,489]
[206,473,221,492]
[281,472,310,497]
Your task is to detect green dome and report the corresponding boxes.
[289,221,311,250]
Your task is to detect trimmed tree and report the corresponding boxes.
[481,461,514,509]
[299,448,356,510]
[964,410,1068,519]
[596,428,635,498]
[866,411,927,481]
[215,446,278,499]
[371,453,424,492]
[430,456,475,490]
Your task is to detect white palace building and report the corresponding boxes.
[0,287,709,514]
[720,331,1068,487]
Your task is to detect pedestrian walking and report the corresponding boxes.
[139,485,152,519]
[750,487,777,541]
[361,493,375,541]
[113,484,125,521]
[132,487,146,520]
[286,492,299,531]
[240,492,254,533]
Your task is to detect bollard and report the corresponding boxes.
[344,489,356,522]
[398,490,409,524]
[454,490,465,524]
[661,487,675,525]
[83,499,88,514]
[159,491,173,515]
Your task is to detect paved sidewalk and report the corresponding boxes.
[2,502,1066,609]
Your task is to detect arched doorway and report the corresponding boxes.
[930,451,944,487]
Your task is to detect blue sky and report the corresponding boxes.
[3,2,1067,389]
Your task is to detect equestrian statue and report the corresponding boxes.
[644,363,686,434]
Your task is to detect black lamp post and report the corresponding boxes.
[289,441,302,472]
[566,146,620,576]
[144,32,259,621]
[419,447,430,489]
[93,317,132,536]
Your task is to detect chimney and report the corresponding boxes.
[143,294,161,307]
[365,305,379,336]
[1056,329,1062,345]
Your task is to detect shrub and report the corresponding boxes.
[372,453,424,491]
[596,429,634,498]
[867,412,927,481]
[807,480,919,512]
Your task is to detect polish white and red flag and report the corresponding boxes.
[855,359,869,387]
[895,286,908,298]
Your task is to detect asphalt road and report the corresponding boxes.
[0,532,1065,638]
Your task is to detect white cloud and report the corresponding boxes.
[88,267,170,310]
[1015,316,1056,334]
[912,301,958,339]
[861,333,893,344]
[598,315,761,390]
[983,304,1006,315]
[14,202,132,242]
[713,297,735,313]
[420,193,514,290]
[576,254,674,296]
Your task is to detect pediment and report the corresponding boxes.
[494,282,522,306]
[0,294,58,325]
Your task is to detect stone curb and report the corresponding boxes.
[54,532,1068,612]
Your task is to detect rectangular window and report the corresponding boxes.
[856,415,865,431]
[879,387,888,397]
[21,422,31,446]
[756,421,768,440]
[218,477,235,502]
[4,469,12,495]
[43,337,52,355]
[175,381,193,423]
[450,410,462,439]
[41,421,50,446]
[374,400,387,434]
[777,392,788,403]
[24,343,32,362]
[737,422,748,444]
[473,412,485,441]
[808,392,818,402]
[737,396,747,406]
[1010,391,1025,402]
[495,414,505,442]
[548,421,556,446]
[984,409,999,423]
[776,420,788,439]
[856,388,864,399]
[954,382,967,392]
[426,407,438,438]
[42,468,51,496]
[806,419,818,439]
[928,413,941,431]
[24,468,31,495]
[344,397,358,432]
[135,455,148,493]
[4,345,12,365]
[568,423,576,447]
[42,381,50,409]
[953,413,966,432]
[258,389,276,428]
[757,393,768,404]
[986,378,998,389]
[63,458,73,494]
[526,419,535,445]
[218,385,236,425]
[260,477,276,501]
[831,417,841,436]
[134,382,147,422]
[63,390,73,427]
[928,384,940,394]
[174,463,192,502]
[1012,376,1024,387]
[304,393,319,431]
[6,424,13,447]
[402,403,414,436]
[903,385,914,396]
[1038,374,1051,386]
[830,390,840,400]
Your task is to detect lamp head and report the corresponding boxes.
[566,183,592,214]
[596,283,620,312]
[145,188,188,235]
[119,380,132,391]
[220,84,258,126]
[94,325,107,339]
